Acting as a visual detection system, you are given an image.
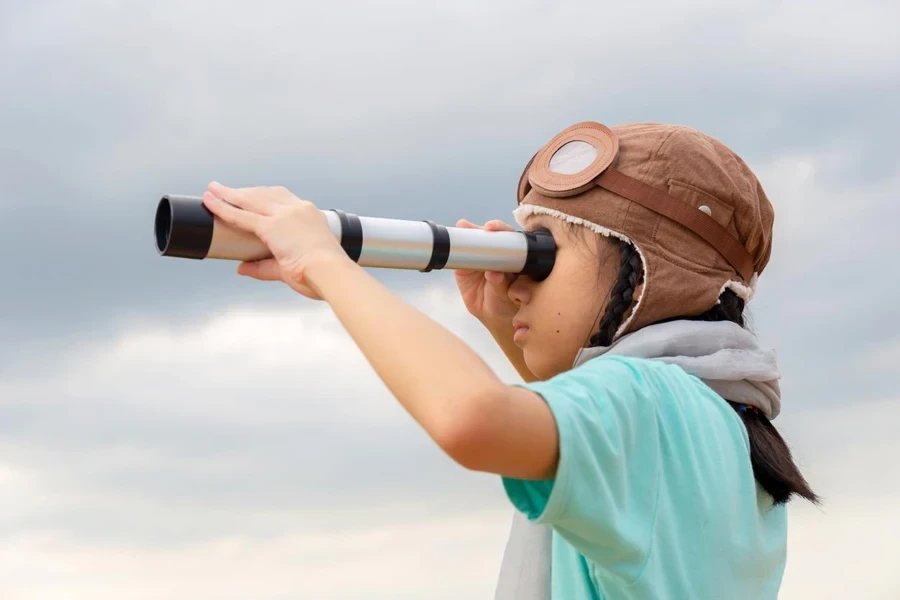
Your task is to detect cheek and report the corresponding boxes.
[531,251,603,335]
[541,283,599,340]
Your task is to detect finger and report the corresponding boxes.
[237,259,282,281]
[456,219,482,230]
[266,185,302,205]
[486,270,518,289]
[484,271,505,285]
[238,260,322,299]
[484,220,515,231]
[208,182,275,216]
[203,192,265,233]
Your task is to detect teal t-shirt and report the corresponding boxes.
[503,355,786,600]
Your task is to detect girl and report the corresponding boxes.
[201,121,818,599]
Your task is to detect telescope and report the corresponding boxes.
[154,195,557,280]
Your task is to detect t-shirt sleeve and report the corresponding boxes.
[502,356,661,577]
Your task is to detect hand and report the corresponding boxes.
[453,219,520,327]
[201,182,350,300]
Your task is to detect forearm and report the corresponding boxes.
[485,322,541,383]
[306,255,505,442]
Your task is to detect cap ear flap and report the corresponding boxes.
[517,152,537,204]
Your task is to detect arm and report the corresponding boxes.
[306,254,559,480]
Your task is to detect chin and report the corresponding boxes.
[523,348,566,381]
[522,344,578,381]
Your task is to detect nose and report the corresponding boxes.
[508,273,532,307]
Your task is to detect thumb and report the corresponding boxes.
[237,259,282,281]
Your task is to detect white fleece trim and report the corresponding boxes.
[718,273,758,304]
[512,204,646,339]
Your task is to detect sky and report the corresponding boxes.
[1,0,899,598]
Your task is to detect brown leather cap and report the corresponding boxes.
[514,121,774,339]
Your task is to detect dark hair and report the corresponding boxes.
[579,231,819,506]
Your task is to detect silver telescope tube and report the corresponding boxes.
[154,195,556,281]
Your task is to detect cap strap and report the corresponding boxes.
[595,168,755,281]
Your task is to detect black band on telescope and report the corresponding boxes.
[155,195,214,259]
[332,209,364,262]
[521,229,556,281]
[421,220,451,272]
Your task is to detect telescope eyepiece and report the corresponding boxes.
[154,195,214,259]
[521,230,556,281]
[155,197,172,254]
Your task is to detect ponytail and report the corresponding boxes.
[583,232,819,505]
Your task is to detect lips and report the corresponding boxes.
[513,318,529,343]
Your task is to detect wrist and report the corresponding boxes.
[301,251,359,296]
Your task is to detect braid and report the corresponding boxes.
[688,288,745,327]
[589,240,644,347]
[575,226,818,506]
[586,241,744,347]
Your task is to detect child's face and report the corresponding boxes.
[508,214,620,380]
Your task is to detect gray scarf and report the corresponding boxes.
[493,320,781,599]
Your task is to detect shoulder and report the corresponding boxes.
[525,355,733,434]
[539,354,704,404]
[571,356,750,455]
[517,356,693,439]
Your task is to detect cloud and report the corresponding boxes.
[1,282,899,598]
[2,0,899,597]
[735,146,900,411]
[2,0,897,347]
[3,0,898,207]
[0,510,511,600]
[0,284,519,545]
[856,339,900,374]
[777,397,900,600]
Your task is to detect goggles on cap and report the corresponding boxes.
[516,122,754,282]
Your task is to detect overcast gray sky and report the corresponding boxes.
[2,1,899,598]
